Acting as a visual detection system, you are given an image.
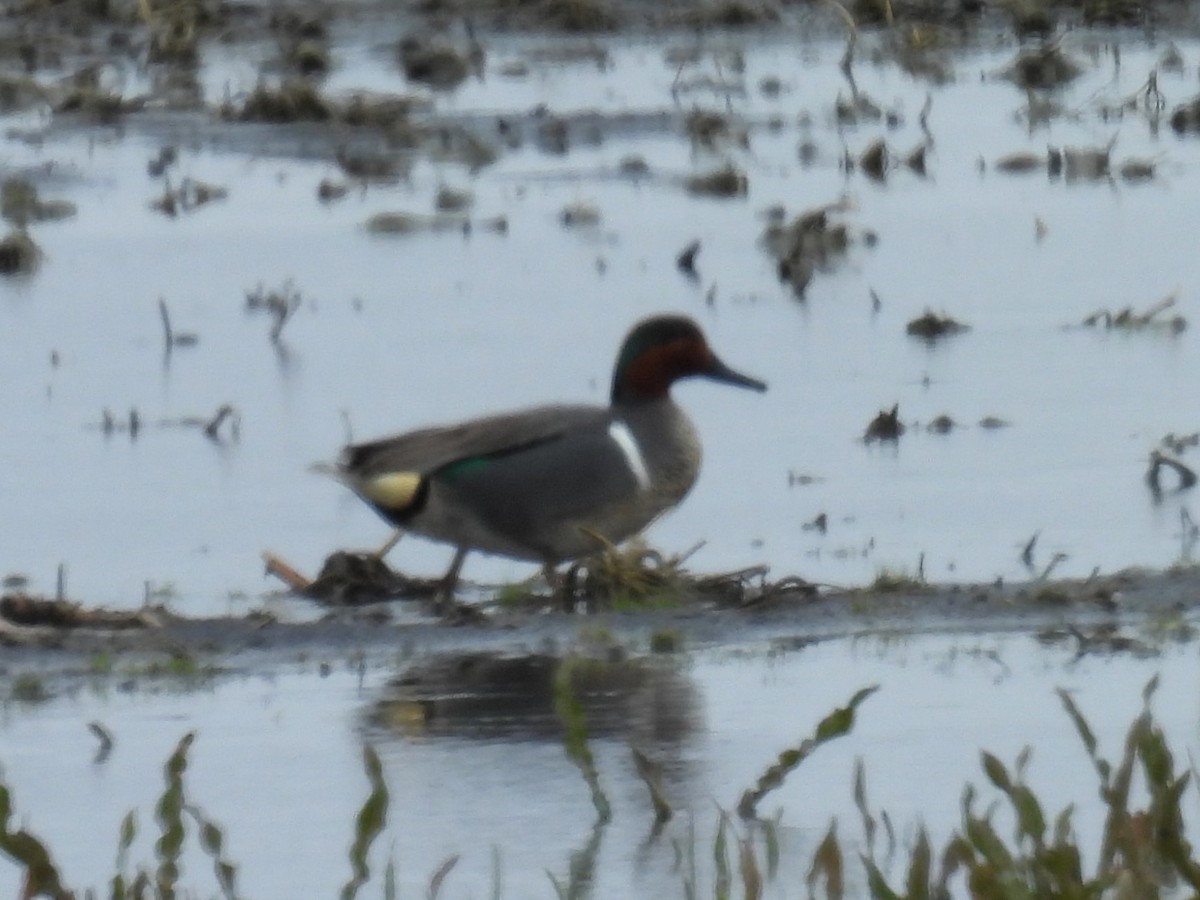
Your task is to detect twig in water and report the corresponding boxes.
[262,551,312,591]
[1179,508,1199,563]
[1039,552,1068,581]
[1148,450,1197,494]
[918,93,933,142]
[1021,531,1039,569]
[823,0,858,76]
[158,296,173,350]
[203,404,237,440]
[676,239,700,278]
[158,297,198,349]
[88,721,114,763]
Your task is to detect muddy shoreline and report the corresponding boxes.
[3,565,1196,683]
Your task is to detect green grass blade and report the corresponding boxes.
[341,744,390,900]
[554,657,611,824]
[737,685,878,819]
[806,821,844,900]
[154,731,195,899]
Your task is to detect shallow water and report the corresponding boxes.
[4,28,1200,610]
[1,631,1197,897]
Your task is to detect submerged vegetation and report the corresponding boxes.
[3,678,1198,897]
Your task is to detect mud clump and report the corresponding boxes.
[0,179,75,226]
[532,0,620,31]
[906,310,969,341]
[685,109,745,150]
[864,404,905,442]
[399,37,472,89]
[0,76,46,114]
[56,86,143,123]
[679,0,779,28]
[859,139,888,180]
[0,593,157,629]
[763,201,865,296]
[150,178,228,217]
[228,79,332,122]
[1079,292,1185,334]
[364,211,493,234]
[685,162,749,197]
[301,551,440,605]
[1060,142,1113,181]
[994,151,1049,174]
[927,414,956,434]
[0,229,41,275]
[1170,95,1200,134]
[1003,45,1081,90]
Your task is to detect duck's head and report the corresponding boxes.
[611,315,767,405]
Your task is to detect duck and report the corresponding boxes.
[325,314,766,606]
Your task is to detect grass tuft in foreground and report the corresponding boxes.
[2,678,1199,897]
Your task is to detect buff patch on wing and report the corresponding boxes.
[361,472,423,511]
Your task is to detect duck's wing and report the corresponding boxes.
[339,405,607,477]
[329,405,610,520]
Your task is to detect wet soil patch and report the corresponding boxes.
[2,566,1198,685]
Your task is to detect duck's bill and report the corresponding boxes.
[707,356,768,392]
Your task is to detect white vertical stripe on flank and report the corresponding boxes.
[608,421,651,489]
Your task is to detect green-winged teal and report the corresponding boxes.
[327,314,766,601]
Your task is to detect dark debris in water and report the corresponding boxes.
[1003,45,1081,90]
[864,404,905,442]
[1078,291,1185,334]
[263,540,815,615]
[906,309,969,341]
[226,79,333,123]
[0,593,161,631]
[684,162,749,198]
[1,178,76,227]
[1146,449,1196,496]
[1169,94,1200,134]
[763,200,867,297]
[150,177,228,217]
[300,551,442,605]
[398,36,474,90]
[927,414,956,434]
[0,228,40,275]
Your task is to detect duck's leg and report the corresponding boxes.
[543,562,574,613]
[373,529,404,560]
[435,546,470,616]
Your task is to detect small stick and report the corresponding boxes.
[158,297,173,350]
[1148,450,1197,492]
[1021,531,1039,568]
[1039,552,1068,581]
[88,721,114,763]
[676,239,700,277]
[203,404,234,439]
[262,551,311,591]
